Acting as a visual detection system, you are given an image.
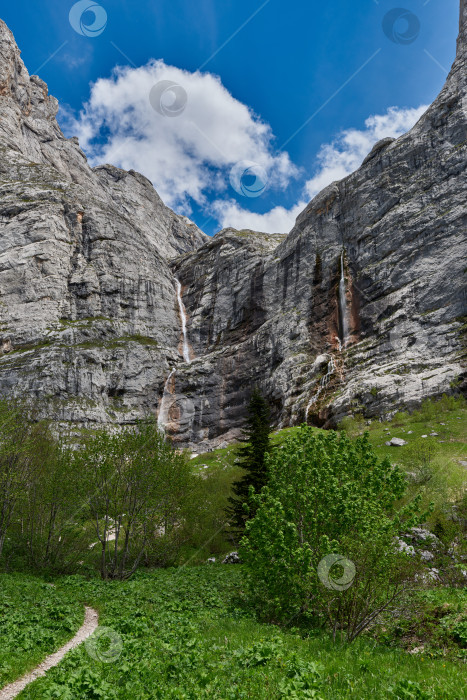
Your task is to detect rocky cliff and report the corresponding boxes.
[0,7,465,448]
[0,18,208,432]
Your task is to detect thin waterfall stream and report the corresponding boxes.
[157,368,176,431]
[157,279,192,432]
[176,279,191,364]
[338,251,349,348]
[305,355,336,418]
[306,252,349,419]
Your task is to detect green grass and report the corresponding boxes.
[0,568,464,699]
[0,574,83,687]
[1,397,465,697]
[192,397,466,535]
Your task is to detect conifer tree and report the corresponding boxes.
[227,387,271,533]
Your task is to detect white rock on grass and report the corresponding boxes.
[387,437,408,447]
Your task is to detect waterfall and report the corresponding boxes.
[338,251,349,348]
[157,369,176,431]
[306,355,336,418]
[158,279,191,433]
[176,279,191,363]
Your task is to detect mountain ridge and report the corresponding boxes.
[0,7,465,448]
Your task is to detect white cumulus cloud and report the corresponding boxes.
[215,105,428,234]
[65,60,297,213]
[304,105,428,200]
[211,199,307,235]
[65,64,428,235]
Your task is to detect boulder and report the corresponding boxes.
[387,438,408,447]
[222,551,242,564]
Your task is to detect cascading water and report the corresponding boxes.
[338,251,350,348]
[306,355,336,418]
[157,368,176,431]
[158,280,192,433]
[176,279,191,363]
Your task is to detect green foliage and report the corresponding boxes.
[392,411,410,426]
[4,568,465,699]
[0,400,50,560]
[237,637,284,667]
[0,411,201,578]
[71,422,196,579]
[227,388,272,533]
[337,413,365,437]
[452,620,467,648]
[413,394,465,422]
[240,427,425,641]
[0,574,83,687]
[44,668,117,699]
[278,656,324,698]
[374,587,467,661]
[389,679,433,699]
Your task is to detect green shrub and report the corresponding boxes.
[240,427,425,642]
[389,679,433,699]
[337,413,365,437]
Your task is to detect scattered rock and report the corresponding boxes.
[387,437,408,447]
[420,550,435,562]
[222,551,242,564]
[395,538,416,556]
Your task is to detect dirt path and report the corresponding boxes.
[0,606,99,700]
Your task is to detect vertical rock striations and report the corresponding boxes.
[0,18,207,432]
[0,6,465,448]
[171,6,466,447]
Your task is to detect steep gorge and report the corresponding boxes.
[0,5,466,449]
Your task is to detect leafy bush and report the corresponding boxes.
[71,422,196,579]
[452,620,467,648]
[278,656,324,698]
[337,413,365,437]
[240,427,425,641]
[389,679,433,699]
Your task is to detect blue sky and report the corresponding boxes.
[1,0,460,235]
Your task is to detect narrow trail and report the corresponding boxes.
[0,606,99,700]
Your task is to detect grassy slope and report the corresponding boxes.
[8,568,467,699]
[191,399,467,535]
[0,574,83,687]
[1,398,465,698]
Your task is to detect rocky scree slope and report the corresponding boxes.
[0,8,466,449]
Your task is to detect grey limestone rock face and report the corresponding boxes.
[0,6,466,447]
[0,18,207,431]
[166,4,466,448]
